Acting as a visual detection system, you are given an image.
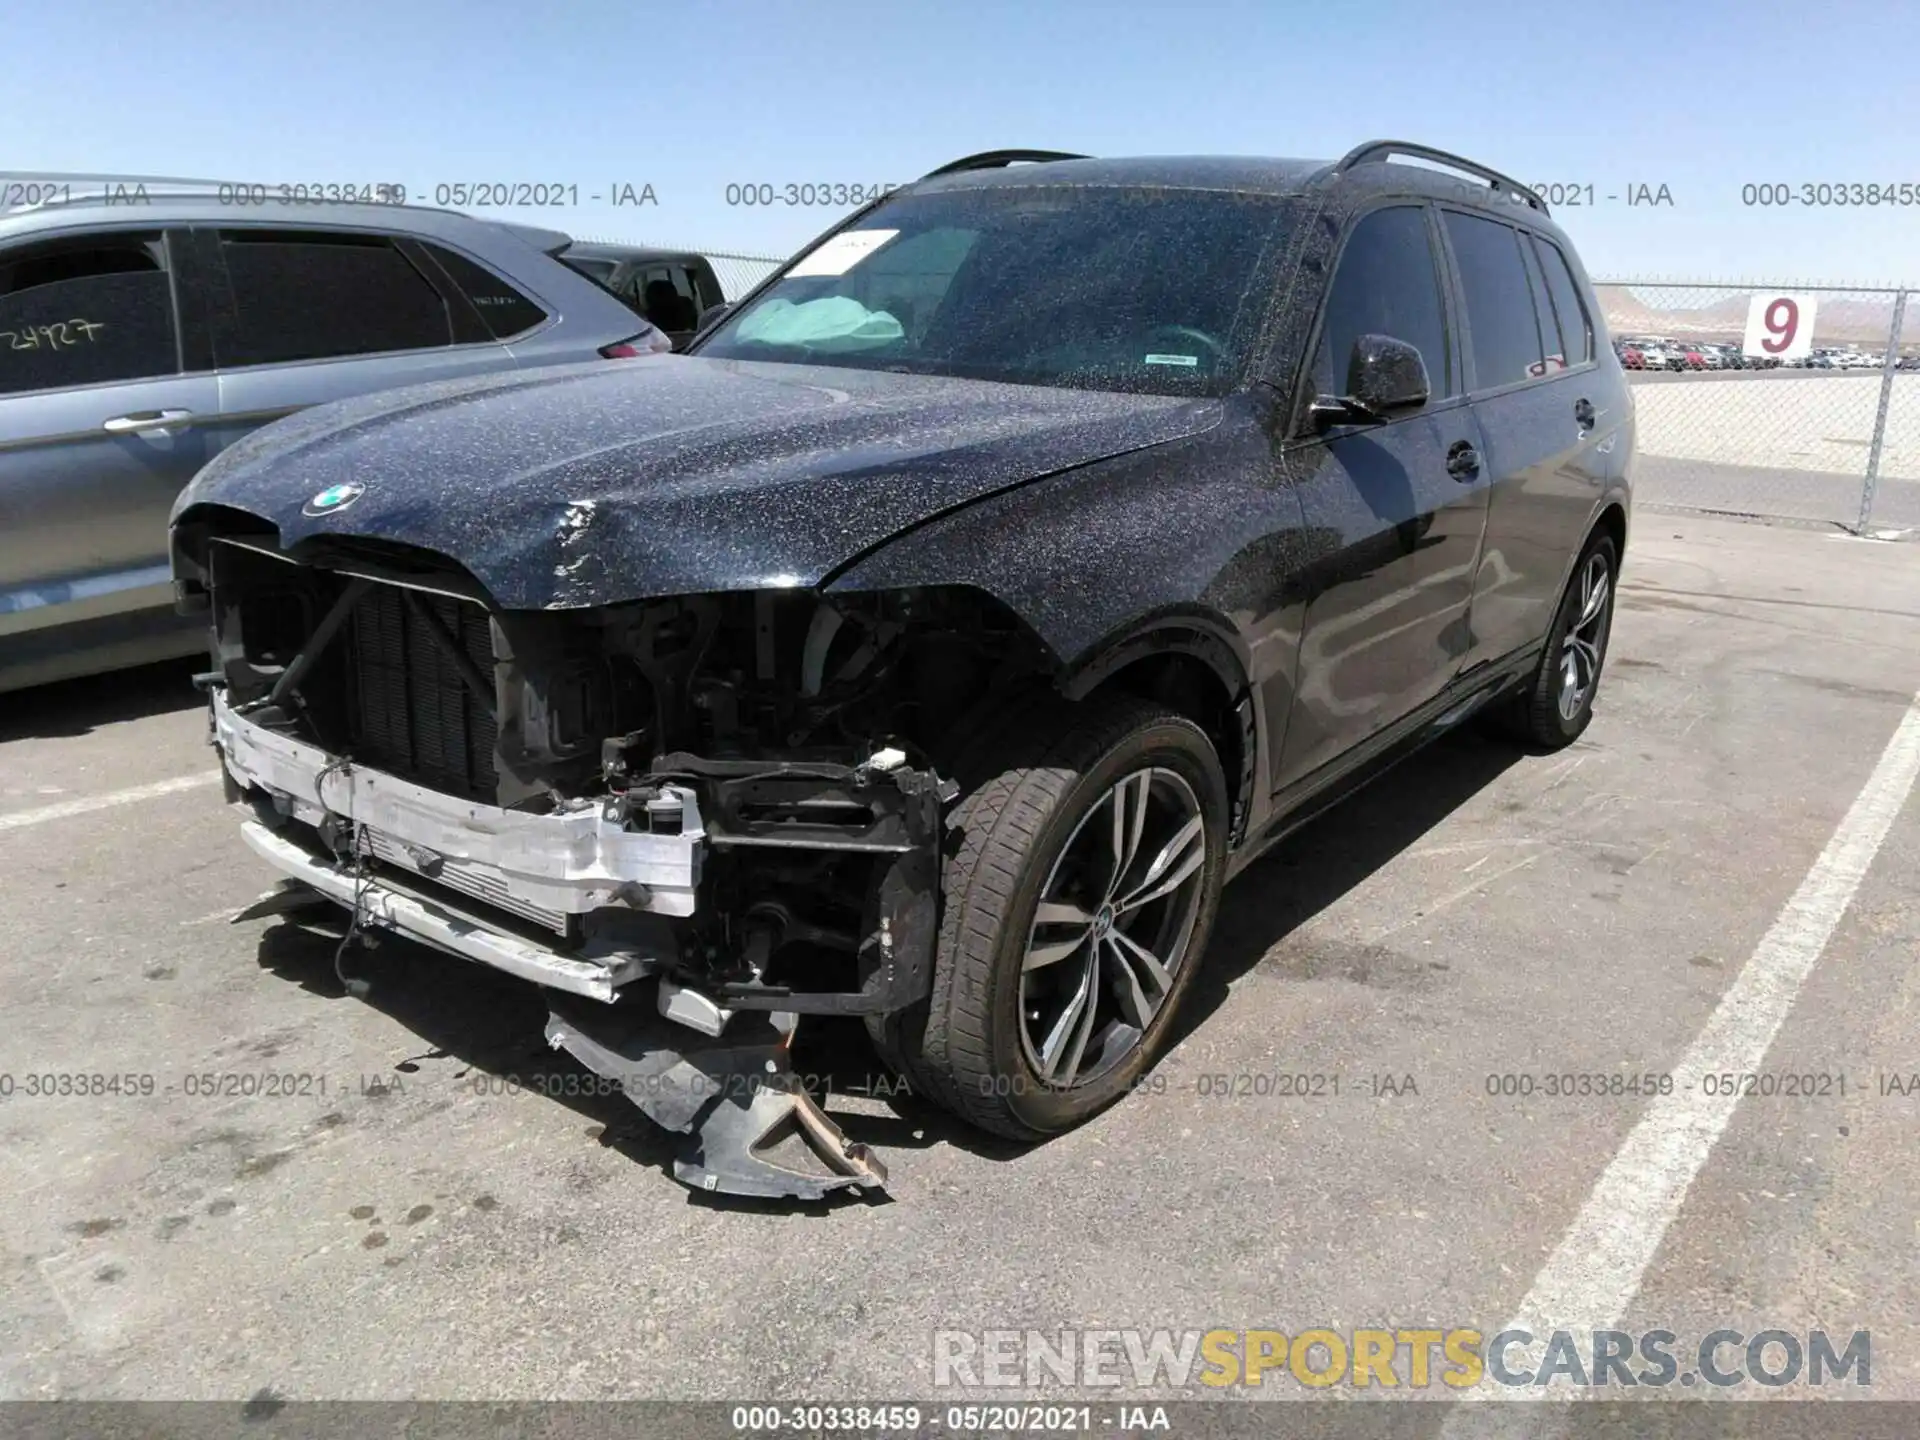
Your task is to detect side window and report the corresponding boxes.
[1517,238,1563,376]
[1312,205,1452,400]
[420,244,549,340]
[0,232,178,396]
[211,230,453,367]
[1441,211,1546,391]
[1531,236,1594,367]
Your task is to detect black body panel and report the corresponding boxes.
[173,357,1219,615]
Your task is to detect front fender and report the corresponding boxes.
[828,411,1316,844]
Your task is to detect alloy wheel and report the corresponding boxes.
[1558,551,1612,722]
[1018,767,1208,1089]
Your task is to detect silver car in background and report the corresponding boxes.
[0,182,668,693]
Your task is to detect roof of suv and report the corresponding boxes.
[915,155,1328,197]
[908,142,1557,222]
[878,144,1596,282]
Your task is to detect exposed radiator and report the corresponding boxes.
[345,584,499,801]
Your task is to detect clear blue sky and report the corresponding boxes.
[6,0,1918,284]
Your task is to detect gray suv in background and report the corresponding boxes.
[0,185,669,693]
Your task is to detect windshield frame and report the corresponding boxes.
[687,182,1299,399]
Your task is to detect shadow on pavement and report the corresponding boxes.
[0,658,204,742]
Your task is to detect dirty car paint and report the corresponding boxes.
[172,355,1222,610]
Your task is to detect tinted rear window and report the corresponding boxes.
[212,230,453,367]
[424,244,549,340]
[1441,211,1545,390]
[1531,235,1593,366]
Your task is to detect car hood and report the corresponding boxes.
[175,356,1221,610]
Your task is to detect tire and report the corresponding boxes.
[870,694,1229,1140]
[1490,532,1618,749]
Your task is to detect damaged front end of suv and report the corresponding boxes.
[174,502,1077,1195]
[164,333,1240,1200]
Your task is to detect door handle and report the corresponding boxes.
[1446,440,1480,481]
[103,409,195,435]
[1573,397,1596,430]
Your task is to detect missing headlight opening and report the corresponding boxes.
[184,527,1050,1198]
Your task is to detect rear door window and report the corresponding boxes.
[1441,211,1546,391]
[0,232,179,395]
[419,244,549,339]
[210,229,454,367]
[1311,204,1453,399]
[1531,235,1594,367]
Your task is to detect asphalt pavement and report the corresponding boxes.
[1,512,1916,1416]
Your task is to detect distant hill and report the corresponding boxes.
[1594,286,1905,347]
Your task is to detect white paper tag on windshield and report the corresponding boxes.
[1144,353,1198,367]
[787,229,901,277]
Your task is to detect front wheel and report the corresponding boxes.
[871,696,1229,1141]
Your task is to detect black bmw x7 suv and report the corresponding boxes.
[171,141,1632,1198]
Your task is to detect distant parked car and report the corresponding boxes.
[557,243,727,350]
[1617,340,1648,370]
[1673,342,1707,371]
[0,183,669,693]
[1619,336,1677,370]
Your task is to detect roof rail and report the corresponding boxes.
[1321,140,1548,216]
[1,172,417,216]
[919,149,1091,179]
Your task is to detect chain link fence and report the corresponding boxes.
[1593,280,1919,533]
[582,240,1920,534]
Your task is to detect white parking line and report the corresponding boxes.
[1451,692,1920,1413]
[0,772,221,833]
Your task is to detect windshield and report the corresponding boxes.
[693,186,1296,397]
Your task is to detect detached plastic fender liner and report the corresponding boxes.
[546,993,887,1199]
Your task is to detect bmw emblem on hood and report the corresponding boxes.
[303,482,366,517]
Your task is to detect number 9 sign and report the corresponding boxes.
[1742,292,1818,360]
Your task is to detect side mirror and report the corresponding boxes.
[698,302,732,329]
[1309,333,1431,426]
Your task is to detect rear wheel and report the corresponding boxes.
[871,695,1229,1140]
[1491,532,1617,749]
